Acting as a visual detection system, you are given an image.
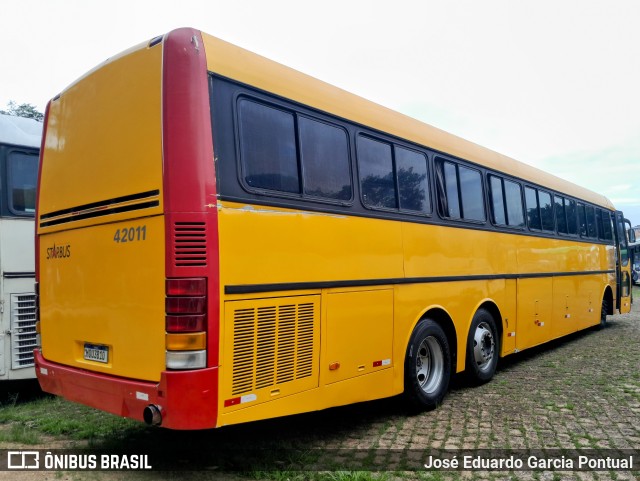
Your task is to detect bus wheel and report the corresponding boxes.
[403,319,451,410]
[465,309,498,384]
[599,297,608,329]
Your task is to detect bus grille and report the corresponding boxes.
[231,299,316,396]
[10,293,37,369]
[173,222,207,267]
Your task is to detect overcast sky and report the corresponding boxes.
[2,0,639,224]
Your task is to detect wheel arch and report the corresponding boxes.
[603,284,614,315]
[475,300,503,347]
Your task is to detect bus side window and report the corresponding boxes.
[586,206,597,238]
[458,166,485,222]
[566,199,578,235]
[578,203,588,237]
[595,209,604,239]
[299,117,352,201]
[442,161,461,218]
[238,99,299,194]
[525,187,541,230]
[489,176,506,225]
[7,151,38,215]
[489,175,524,228]
[600,210,614,241]
[358,136,397,210]
[539,190,555,232]
[395,146,431,214]
[436,159,484,222]
[555,195,568,234]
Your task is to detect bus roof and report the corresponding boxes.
[201,32,615,211]
[0,113,43,149]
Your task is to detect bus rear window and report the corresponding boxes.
[7,150,38,216]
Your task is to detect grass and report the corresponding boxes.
[0,387,145,445]
[249,471,390,481]
[0,422,42,444]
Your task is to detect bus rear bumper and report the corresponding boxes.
[34,349,218,430]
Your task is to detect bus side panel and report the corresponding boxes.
[0,218,36,379]
[401,223,518,373]
[217,202,404,287]
[217,203,403,420]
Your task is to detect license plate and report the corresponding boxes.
[83,343,109,363]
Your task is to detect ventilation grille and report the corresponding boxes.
[173,222,207,267]
[10,293,37,369]
[231,301,316,396]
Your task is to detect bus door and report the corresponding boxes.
[614,211,633,314]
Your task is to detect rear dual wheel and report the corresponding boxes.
[465,309,499,384]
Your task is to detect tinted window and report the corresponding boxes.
[489,176,506,225]
[578,203,587,237]
[299,117,351,200]
[437,160,485,222]
[525,187,541,230]
[504,179,524,227]
[459,166,485,221]
[539,191,554,231]
[239,99,298,193]
[396,146,430,213]
[443,161,461,218]
[600,210,613,241]
[358,136,396,209]
[489,175,523,227]
[566,199,577,235]
[586,206,597,238]
[556,196,567,234]
[8,151,38,215]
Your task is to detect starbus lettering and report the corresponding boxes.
[46,243,71,260]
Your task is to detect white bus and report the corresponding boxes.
[0,113,41,380]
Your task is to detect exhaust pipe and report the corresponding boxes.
[143,404,163,426]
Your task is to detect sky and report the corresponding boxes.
[2,0,639,224]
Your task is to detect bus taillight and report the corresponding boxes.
[165,278,206,296]
[165,277,207,370]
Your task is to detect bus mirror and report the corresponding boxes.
[625,219,636,243]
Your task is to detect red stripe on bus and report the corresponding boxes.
[162,28,221,427]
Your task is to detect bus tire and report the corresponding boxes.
[465,308,498,384]
[403,319,451,410]
[599,297,608,329]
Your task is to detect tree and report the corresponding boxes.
[0,101,44,122]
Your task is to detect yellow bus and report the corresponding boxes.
[35,28,634,430]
